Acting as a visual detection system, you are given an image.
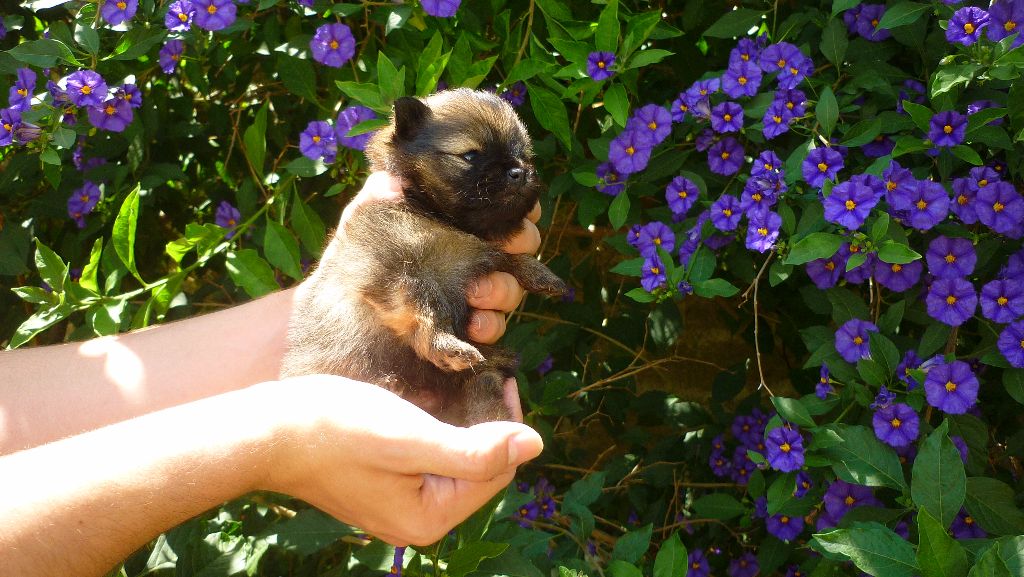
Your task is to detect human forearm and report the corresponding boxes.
[0,384,278,577]
[0,287,295,453]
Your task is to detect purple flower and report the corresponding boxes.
[844,248,876,285]
[806,252,846,289]
[870,385,897,409]
[710,194,742,231]
[627,104,673,145]
[872,403,919,448]
[874,258,922,293]
[638,221,675,258]
[587,51,615,81]
[0,19,6,41]
[883,160,917,209]
[987,0,1024,46]
[687,549,710,577]
[951,177,979,224]
[802,147,843,188]
[728,552,759,577]
[763,101,793,139]
[299,120,337,162]
[740,178,778,216]
[823,480,883,521]
[862,135,895,158]
[926,236,976,279]
[597,163,626,196]
[752,151,782,178]
[609,129,655,175]
[823,180,878,230]
[694,128,715,151]
[166,0,195,31]
[710,101,743,133]
[500,81,527,107]
[391,546,406,577]
[777,89,807,116]
[536,355,554,376]
[722,60,762,98]
[310,22,355,67]
[670,92,691,123]
[765,426,804,472]
[708,137,743,175]
[159,40,185,74]
[729,37,762,68]
[795,471,813,497]
[998,320,1024,367]
[666,176,699,217]
[952,436,969,464]
[67,181,102,228]
[215,200,242,238]
[898,350,922,386]
[976,180,1024,235]
[8,68,36,112]
[766,513,804,541]
[683,78,719,119]
[64,71,108,108]
[627,225,644,249]
[850,4,892,41]
[709,449,731,477]
[193,0,236,31]
[100,0,139,25]
[816,365,834,398]
[760,42,811,89]
[115,84,143,109]
[641,257,666,292]
[927,277,977,326]
[835,318,878,363]
[746,211,781,253]
[929,110,968,148]
[731,449,756,485]
[87,98,133,132]
[981,279,1024,323]
[924,359,979,414]
[515,500,539,527]
[951,508,987,539]
[947,7,989,45]
[904,180,949,231]
[335,105,378,150]
[422,0,461,17]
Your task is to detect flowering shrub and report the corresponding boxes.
[4,0,1024,576]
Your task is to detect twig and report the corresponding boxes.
[742,253,776,398]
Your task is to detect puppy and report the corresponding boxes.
[281,88,568,426]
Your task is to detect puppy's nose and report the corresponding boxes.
[507,167,525,181]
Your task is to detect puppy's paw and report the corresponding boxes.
[427,333,486,371]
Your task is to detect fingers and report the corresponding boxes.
[503,378,524,423]
[467,310,506,344]
[340,172,403,224]
[501,218,541,255]
[527,201,541,224]
[402,420,542,482]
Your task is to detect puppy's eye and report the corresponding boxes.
[460,150,480,163]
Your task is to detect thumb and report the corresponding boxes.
[404,421,543,482]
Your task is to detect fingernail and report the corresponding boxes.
[508,429,543,466]
[469,277,492,299]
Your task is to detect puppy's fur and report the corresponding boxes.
[281,89,568,426]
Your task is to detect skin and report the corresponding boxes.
[0,172,544,577]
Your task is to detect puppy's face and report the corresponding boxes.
[365,89,539,241]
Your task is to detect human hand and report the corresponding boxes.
[260,375,543,545]
[336,171,542,344]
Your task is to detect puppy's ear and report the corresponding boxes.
[393,97,431,142]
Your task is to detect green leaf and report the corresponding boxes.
[911,420,966,528]
[335,81,387,112]
[243,103,269,179]
[968,542,1012,577]
[653,532,688,577]
[226,249,280,298]
[966,108,1007,134]
[610,257,644,277]
[5,38,81,67]
[74,22,99,56]
[608,192,630,230]
[812,523,919,577]
[931,64,981,99]
[278,55,319,104]
[826,287,871,325]
[771,397,816,428]
[877,1,931,30]
[611,524,652,564]
[1003,369,1024,407]
[703,9,766,38]
[112,185,143,284]
[604,83,629,127]
[608,561,642,577]
[564,472,605,509]
[832,0,862,17]
[842,117,883,147]
[824,425,907,491]
[291,196,327,258]
[416,32,449,96]
[692,493,744,520]
[8,303,75,349]
[625,287,656,302]
[964,477,1024,535]
[377,52,406,103]
[821,18,849,67]
[877,241,921,264]
[625,49,674,70]
[284,156,329,178]
[263,221,303,281]
[691,278,739,298]
[11,286,57,305]
[595,0,619,53]
[33,238,69,294]
[901,101,935,134]
[917,509,969,577]
[108,26,167,61]
[950,145,983,166]
[620,11,662,61]
[528,84,572,151]
[447,541,508,577]
[785,232,845,265]
[80,237,103,294]
[817,87,839,137]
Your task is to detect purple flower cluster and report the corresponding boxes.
[843,4,891,42]
[709,408,775,485]
[67,181,102,228]
[298,105,379,162]
[513,477,557,527]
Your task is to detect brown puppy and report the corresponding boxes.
[281,89,568,426]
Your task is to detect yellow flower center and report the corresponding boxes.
[789,66,799,75]
[998,296,1009,306]
[994,202,1005,212]
[179,12,189,21]
[723,208,733,217]
[679,191,687,198]
[741,53,749,61]
[738,76,748,85]
[776,58,786,68]
[598,60,606,69]
[944,124,954,134]
[965,516,975,525]
[692,563,702,570]
[871,18,879,26]
[721,151,730,160]
[946,380,957,392]
[964,22,975,34]
[958,194,969,205]
[845,496,856,506]
[780,442,791,452]
[208,4,217,13]
[892,264,902,273]
[647,121,657,130]
[330,40,339,49]
[172,53,180,61]
[679,103,688,112]
[80,194,90,202]
[781,516,790,523]
[845,199,857,211]
[853,336,864,345]
[758,227,769,237]
[916,199,928,210]
[653,237,662,245]
[1007,21,1018,32]
[764,163,773,171]
[312,135,321,143]
[890,418,901,428]
[651,266,660,274]
[17,88,27,96]
[978,179,988,187]
[752,193,762,202]
[946,295,958,305]
[117,0,126,8]
[105,104,115,115]
[786,101,795,110]
[773,115,782,124]
[825,262,835,271]
[723,114,732,122]
[887,181,897,191]
[626,146,636,156]
[945,253,957,263]
[81,85,92,95]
